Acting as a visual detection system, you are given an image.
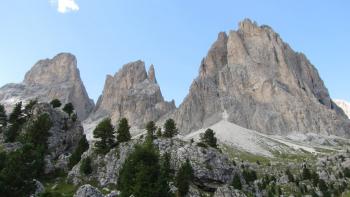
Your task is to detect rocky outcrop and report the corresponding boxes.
[172,19,350,137]
[0,53,94,120]
[334,99,350,119]
[74,185,104,197]
[68,138,238,192]
[87,61,175,135]
[31,103,85,174]
[214,185,247,197]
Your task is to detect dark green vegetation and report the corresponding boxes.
[93,117,132,154]
[0,101,52,196]
[200,128,218,149]
[145,121,157,141]
[69,135,89,169]
[80,156,93,175]
[93,118,116,154]
[50,99,62,108]
[231,174,242,190]
[163,119,178,138]
[62,103,74,117]
[116,118,131,143]
[0,104,7,134]
[175,159,194,197]
[118,142,174,197]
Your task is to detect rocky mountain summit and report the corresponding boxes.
[334,99,350,119]
[87,61,175,135]
[171,19,350,137]
[0,53,94,120]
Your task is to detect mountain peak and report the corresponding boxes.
[23,53,79,86]
[148,64,157,84]
[1,53,94,120]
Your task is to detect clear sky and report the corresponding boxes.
[0,0,349,105]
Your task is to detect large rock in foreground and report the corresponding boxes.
[172,19,350,137]
[0,53,94,120]
[68,138,238,192]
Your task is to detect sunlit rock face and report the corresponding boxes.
[0,53,94,120]
[171,19,350,137]
[88,60,175,133]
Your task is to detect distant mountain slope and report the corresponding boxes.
[334,99,350,119]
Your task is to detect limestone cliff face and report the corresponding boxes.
[89,60,175,131]
[334,100,350,119]
[172,19,350,136]
[0,53,94,120]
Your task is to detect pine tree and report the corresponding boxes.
[285,168,294,182]
[0,104,7,133]
[63,103,74,117]
[156,128,162,137]
[163,119,178,138]
[24,99,37,116]
[158,152,173,197]
[4,102,24,142]
[93,118,115,154]
[80,156,93,175]
[116,118,131,143]
[232,173,242,190]
[302,166,311,180]
[145,121,157,141]
[21,113,52,150]
[175,159,194,197]
[50,99,62,108]
[118,143,165,197]
[69,135,89,169]
[0,143,45,196]
[200,128,218,148]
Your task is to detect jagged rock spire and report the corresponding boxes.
[148,64,157,84]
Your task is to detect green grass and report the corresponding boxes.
[221,144,271,165]
[43,178,78,197]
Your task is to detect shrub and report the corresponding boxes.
[80,157,92,175]
[50,99,62,108]
[232,174,242,190]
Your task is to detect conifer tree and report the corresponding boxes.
[118,142,165,197]
[163,119,178,138]
[232,173,242,190]
[21,113,52,150]
[145,121,157,141]
[116,118,131,143]
[200,128,218,148]
[69,135,89,168]
[93,118,115,154]
[0,104,7,133]
[156,128,162,137]
[50,99,62,108]
[4,102,24,142]
[80,156,92,175]
[63,103,74,117]
[175,159,194,197]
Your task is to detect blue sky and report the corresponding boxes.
[0,0,349,105]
